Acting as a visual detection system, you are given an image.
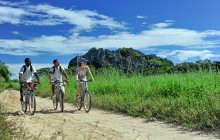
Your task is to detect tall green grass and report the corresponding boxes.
[36,69,220,131]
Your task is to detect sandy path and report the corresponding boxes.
[0,90,218,140]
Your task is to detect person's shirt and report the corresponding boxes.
[19,65,37,83]
[50,66,65,82]
[76,66,89,80]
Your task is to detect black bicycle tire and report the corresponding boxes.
[21,94,27,112]
[60,91,64,112]
[24,94,28,112]
[76,93,82,110]
[29,93,36,115]
[84,91,91,113]
[53,93,57,110]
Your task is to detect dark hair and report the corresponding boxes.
[24,58,31,63]
[53,59,58,64]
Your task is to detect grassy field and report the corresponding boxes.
[35,69,220,131]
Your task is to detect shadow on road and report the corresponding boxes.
[2,108,78,116]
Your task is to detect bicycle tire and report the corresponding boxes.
[60,90,64,112]
[25,94,28,112]
[29,92,36,115]
[76,93,82,110]
[21,93,27,112]
[83,91,91,113]
[53,95,57,110]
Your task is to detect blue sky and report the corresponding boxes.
[0,0,220,79]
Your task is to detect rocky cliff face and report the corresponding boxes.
[68,48,174,74]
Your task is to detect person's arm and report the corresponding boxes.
[49,72,53,84]
[87,66,95,82]
[49,67,53,84]
[32,67,40,84]
[75,67,79,82]
[19,73,23,83]
[76,74,79,82]
[19,66,24,83]
[63,70,69,82]
[34,73,40,84]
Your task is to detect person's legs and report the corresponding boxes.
[20,84,23,101]
[76,86,81,97]
[51,84,55,98]
[28,82,34,90]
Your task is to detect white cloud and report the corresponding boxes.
[0,27,220,56]
[12,31,20,35]
[150,20,174,28]
[0,6,28,24]
[6,63,68,80]
[136,15,146,19]
[0,1,126,32]
[158,50,220,61]
[1,1,220,62]
[0,0,29,6]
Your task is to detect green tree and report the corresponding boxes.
[0,61,11,81]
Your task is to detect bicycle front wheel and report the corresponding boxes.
[21,93,27,112]
[84,91,91,113]
[29,92,36,115]
[59,91,64,112]
[53,94,58,110]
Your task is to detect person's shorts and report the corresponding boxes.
[20,82,34,91]
[53,82,65,94]
[77,79,88,89]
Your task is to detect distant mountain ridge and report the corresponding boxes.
[68,48,174,74]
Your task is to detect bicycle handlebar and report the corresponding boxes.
[21,81,38,84]
[53,80,68,86]
[80,79,92,82]
[53,80,68,83]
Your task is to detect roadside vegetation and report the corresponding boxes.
[1,56,220,132]
[36,68,220,131]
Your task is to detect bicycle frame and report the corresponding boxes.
[80,80,89,98]
[76,79,92,113]
[21,82,37,115]
[53,81,66,112]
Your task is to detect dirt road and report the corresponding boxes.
[0,90,218,140]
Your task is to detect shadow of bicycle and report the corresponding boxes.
[35,108,78,114]
[2,108,78,116]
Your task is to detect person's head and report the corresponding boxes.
[79,58,88,66]
[53,59,60,67]
[24,58,31,66]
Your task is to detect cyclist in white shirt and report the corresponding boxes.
[49,59,69,98]
[19,58,40,102]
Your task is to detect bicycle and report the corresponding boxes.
[52,80,67,112]
[21,82,37,115]
[76,79,92,113]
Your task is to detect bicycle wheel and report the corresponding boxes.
[21,93,27,112]
[53,91,59,110]
[76,93,82,110]
[84,91,91,113]
[59,90,64,112]
[29,92,36,115]
[53,94,57,110]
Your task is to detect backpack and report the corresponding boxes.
[52,66,63,74]
[23,65,33,73]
